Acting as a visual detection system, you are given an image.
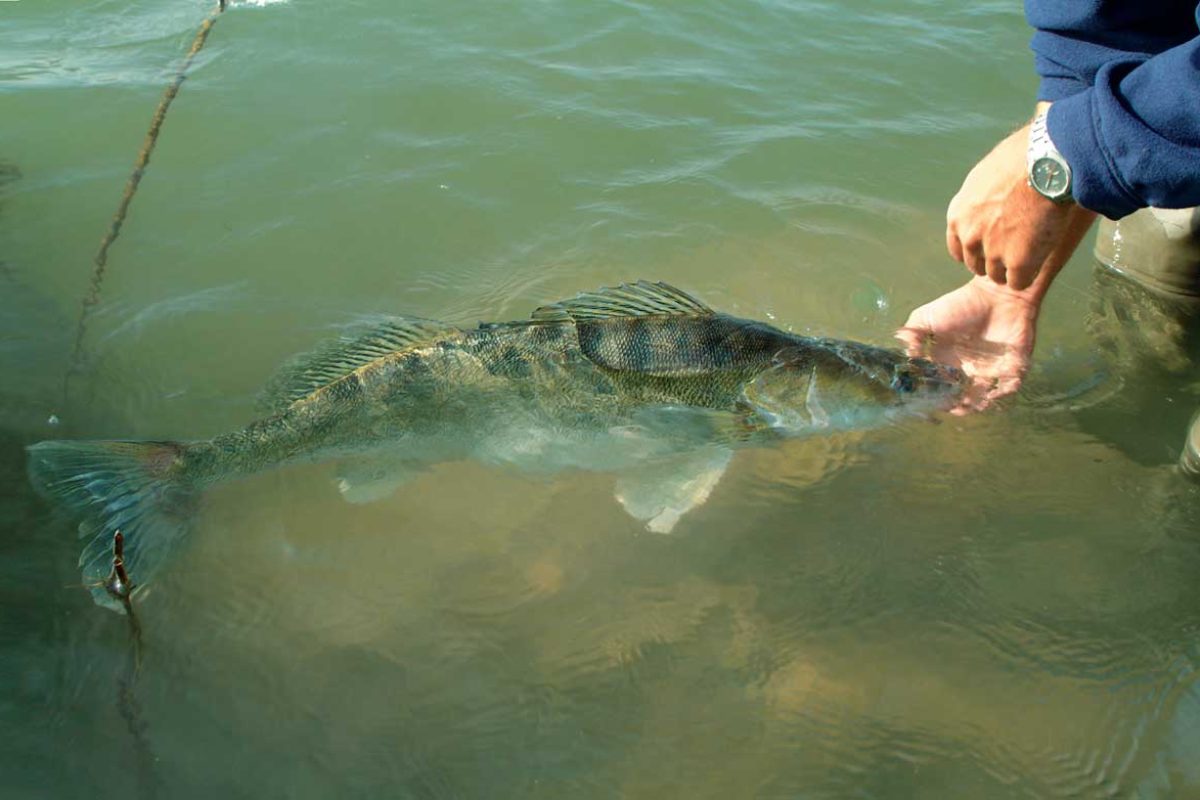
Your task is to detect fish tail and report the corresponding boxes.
[26,439,197,613]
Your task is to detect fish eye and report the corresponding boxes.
[892,368,915,393]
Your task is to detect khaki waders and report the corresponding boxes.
[1092,207,1200,477]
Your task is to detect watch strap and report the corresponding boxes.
[1027,110,1073,202]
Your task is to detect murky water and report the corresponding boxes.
[4,1,1200,797]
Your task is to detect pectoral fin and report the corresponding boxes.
[335,455,425,504]
[614,447,733,534]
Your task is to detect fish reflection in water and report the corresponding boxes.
[27,281,962,611]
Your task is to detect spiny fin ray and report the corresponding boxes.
[531,281,714,323]
[261,316,458,411]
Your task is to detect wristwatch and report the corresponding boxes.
[1027,110,1073,203]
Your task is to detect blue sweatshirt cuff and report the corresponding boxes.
[1046,88,1143,220]
[1032,53,1088,102]
[1028,5,1200,219]
[1045,32,1200,221]
[1037,76,1085,102]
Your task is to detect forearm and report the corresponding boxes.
[1023,203,1098,302]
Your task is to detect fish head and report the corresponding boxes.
[885,353,965,404]
[741,343,964,434]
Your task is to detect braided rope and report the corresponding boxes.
[63,0,229,402]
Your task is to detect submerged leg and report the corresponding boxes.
[1092,207,1200,480]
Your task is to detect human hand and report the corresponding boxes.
[946,121,1080,290]
[896,277,1041,412]
[904,203,1096,412]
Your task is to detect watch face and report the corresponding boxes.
[1031,156,1069,198]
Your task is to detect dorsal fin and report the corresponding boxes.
[531,281,714,323]
[260,316,458,411]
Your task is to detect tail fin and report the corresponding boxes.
[26,440,195,613]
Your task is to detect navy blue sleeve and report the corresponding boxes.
[1024,2,1200,218]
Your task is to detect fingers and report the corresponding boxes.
[946,222,987,277]
[965,242,1041,287]
[989,375,1023,401]
[1002,247,1039,290]
[985,255,1006,285]
[946,225,964,264]
[955,375,993,414]
[894,326,927,358]
[1007,207,1098,290]
[900,304,931,333]
[953,355,1027,415]
[950,373,1016,415]
[998,252,1047,291]
[1006,266,1033,291]
[950,205,1094,291]
[964,240,986,276]
[895,305,932,358]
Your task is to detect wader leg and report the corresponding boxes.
[1092,207,1200,476]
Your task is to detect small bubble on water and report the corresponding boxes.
[851,281,889,315]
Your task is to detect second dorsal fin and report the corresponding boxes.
[531,281,715,323]
[260,315,458,411]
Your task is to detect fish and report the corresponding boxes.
[27,281,963,611]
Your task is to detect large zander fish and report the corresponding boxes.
[29,281,963,611]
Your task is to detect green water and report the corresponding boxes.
[4,1,1200,797]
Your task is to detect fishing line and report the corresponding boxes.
[58,4,230,795]
[104,531,158,799]
[62,0,229,405]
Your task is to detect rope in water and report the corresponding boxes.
[61,6,229,795]
[63,0,229,403]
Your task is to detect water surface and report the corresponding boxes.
[3,1,1200,798]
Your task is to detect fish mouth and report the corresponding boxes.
[894,357,967,398]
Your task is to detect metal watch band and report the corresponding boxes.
[1027,110,1073,203]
